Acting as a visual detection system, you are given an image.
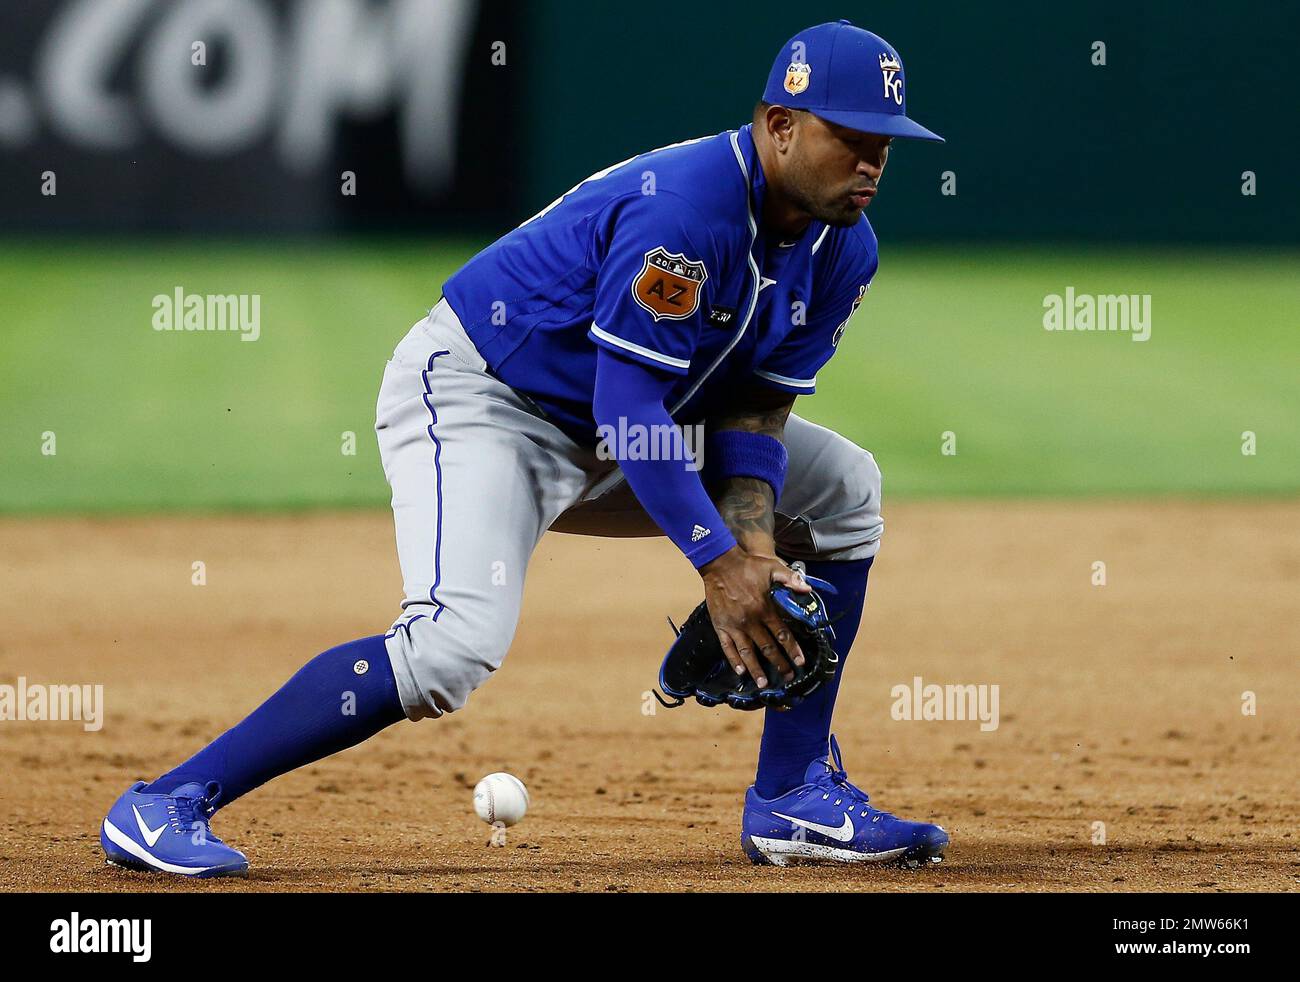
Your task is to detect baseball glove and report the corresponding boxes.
[655,569,838,712]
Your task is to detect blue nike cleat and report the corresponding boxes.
[100,781,249,878]
[742,735,949,868]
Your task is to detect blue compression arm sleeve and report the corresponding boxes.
[592,348,737,568]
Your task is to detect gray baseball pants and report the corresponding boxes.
[375,300,883,720]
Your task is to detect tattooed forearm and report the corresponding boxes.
[707,385,795,555]
[715,477,777,554]
[710,399,793,438]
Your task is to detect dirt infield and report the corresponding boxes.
[1,502,1296,892]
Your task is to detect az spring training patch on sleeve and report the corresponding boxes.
[631,247,709,322]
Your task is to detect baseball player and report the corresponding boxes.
[100,20,949,876]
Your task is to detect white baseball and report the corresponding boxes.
[473,772,529,827]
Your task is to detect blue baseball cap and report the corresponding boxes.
[762,20,944,142]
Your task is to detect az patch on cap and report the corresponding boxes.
[784,61,811,95]
[632,247,708,321]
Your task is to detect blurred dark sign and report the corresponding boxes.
[0,0,520,232]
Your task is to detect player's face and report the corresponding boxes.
[785,113,891,227]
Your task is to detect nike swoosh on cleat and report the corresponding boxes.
[133,805,166,847]
[771,810,855,842]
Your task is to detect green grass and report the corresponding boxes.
[1,240,1296,513]
[813,247,1299,495]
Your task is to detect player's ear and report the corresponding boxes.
[767,106,796,153]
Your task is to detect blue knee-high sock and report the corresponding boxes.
[754,557,873,798]
[145,635,406,808]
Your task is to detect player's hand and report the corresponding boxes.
[698,546,812,688]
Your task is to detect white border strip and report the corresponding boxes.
[590,324,690,369]
[754,369,816,389]
[748,834,908,865]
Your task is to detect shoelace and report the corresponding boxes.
[811,735,896,820]
[167,785,220,837]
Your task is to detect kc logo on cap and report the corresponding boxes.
[759,21,944,143]
[879,52,903,105]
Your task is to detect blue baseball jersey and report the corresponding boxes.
[442,123,878,442]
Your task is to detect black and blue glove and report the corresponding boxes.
[656,573,838,711]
